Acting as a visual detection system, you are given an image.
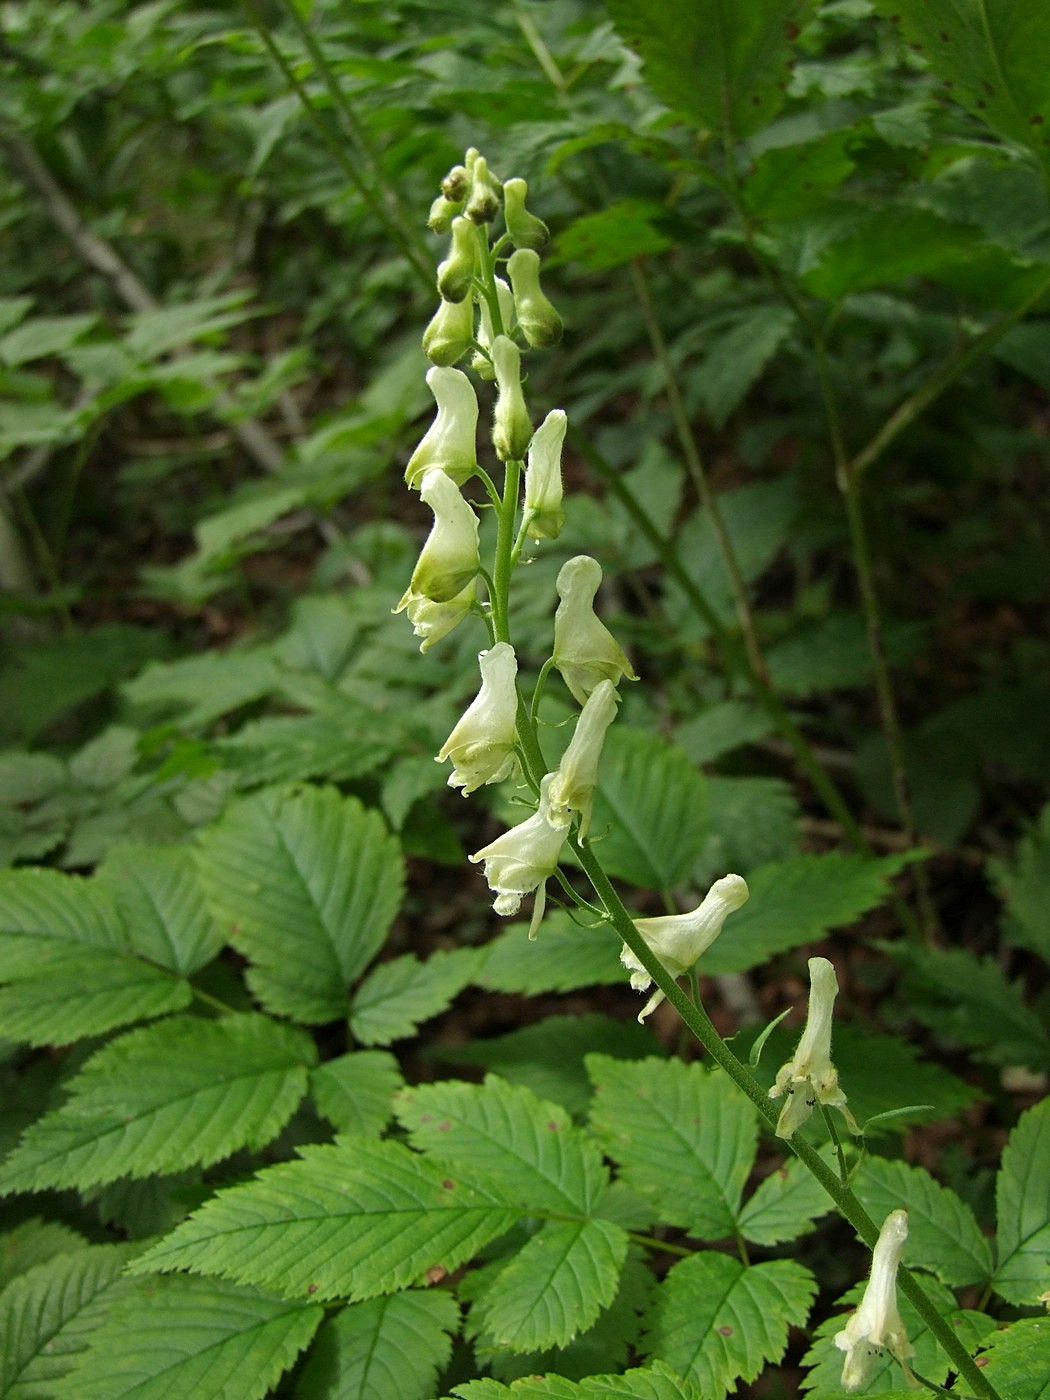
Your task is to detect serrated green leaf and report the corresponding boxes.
[980,1317,1050,1400]
[994,1097,1050,1305]
[122,650,282,730]
[853,1156,992,1288]
[217,708,397,788]
[445,1360,703,1398]
[95,843,224,975]
[0,1014,314,1196]
[586,1056,756,1240]
[396,1075,610,1215]
[196,785,404,1023]
[478,911,623,996]
[349,947,480,1046]
[131,1137,518,1302]
[702,852,915,975]
[0,1220,88,1293]
[990,802,1050,959]
[311,1050,403,1138]
[298,1290,459,1400]
[587,730,709,892]
[474,1217,629,1353]
[693,305,795,428]
[604,0,813,140]
[643,1252,816,1398]
[53,1273,321,1399]
[0,868,189,1046]
[737,1149,836,1246]
[0,1244,139,1398]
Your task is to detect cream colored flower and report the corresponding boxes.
[437,643,518,794]
[769,956,859,1139]
[469,774,567,937]
[404,367,478,489]
[553,556,638,706]
[523,408,567,541]
[396,468,480,612]
[490,335,532,461]
[621,875,749,1022]
[833,1209,914,1392]
[547,679,619,839]
[399,581,476,652]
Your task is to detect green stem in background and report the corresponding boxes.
[573,839,999,1400]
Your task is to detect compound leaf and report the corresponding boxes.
[349,947,481,1046]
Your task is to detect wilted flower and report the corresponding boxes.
[833,1209,914,1392]
[395,468,479,614]
[491,336,532,461]
[769,956,860,1139]
[553,555,639,706]
[523,408,567,540]
[399,581,476,652]
[404,366,479,489]
[507,247,562,348]
[437,642,519,794]
[547,679,619,838]
[621,875,749,1022]
[469,773,568,937]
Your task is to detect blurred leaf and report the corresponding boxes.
[990,802,1050,959]
[557,201,673,272]
[693,305,795,427]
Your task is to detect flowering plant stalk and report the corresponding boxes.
[397,149,998,1400]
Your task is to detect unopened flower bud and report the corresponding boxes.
[437,216,476,303]
[428,194,463,234]
[404,366,478,489]
[547,679,619,838]
[396,468,479,607]
[441,163,470,202]
[553,555,638,705]
[490,336,532,461]
[507,248,562,348]
[437,642,519,794]
[503,177,549,251]
[465,155,502,224]
[471,277,515,380]
[423,296,474,367]
[469,773,568,937]
[523,408,567,540]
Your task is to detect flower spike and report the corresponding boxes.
[833,1209,914,1392]
[768,956,860,1139]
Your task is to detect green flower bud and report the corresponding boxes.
[502,177,549,251]
[552,555,638,705]
[397,467,480,606]
[428,194,463,234]
[423,296,474,366]
[471,277,515,380]
[441,163,470,202]
[437,216,476,303]
[523,408,567,540]
[465,154,502,224]
[490,336,532,462]
[507,248,563,348]
[404,366,478,489]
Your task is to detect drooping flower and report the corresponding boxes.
[553,555,639,706]
[621,875,749,1022]
[507,247,562,348]
[523,408,567,540]
[490,336,532,461]
[547,679,619,839]
[471,277,515,380]
[469,773,568,936]
[404,367,479,489]
[833,1209,914,1392]
[437,642,519,794]
[768,956,860,1139]
[395,469,480,614]
[399,581,476,652]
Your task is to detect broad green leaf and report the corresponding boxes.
[702,852,914,974]
[556,202,673,272]
[53,1274,321,1400]
[980,1317,1050,1400]
[990,802,1050,959]
[95,843,224,975]
[131,1138,518,1302]
[396,1075,610,1215]
[0,868,189,1046]
[0,1014,314,1196]
[122,650,282,730]
[194,483,308,567]
[692,776,800,885]
[196,785,404,1023]
[764,612,926,698]
[643,1252,816,1398]
[0,1220,87,1293]
[871,0,1050,172]
[853,1156,993,1288]
[298,1291,459,1400]
[587,730,709,891]
[124,293,256,358]
[0,1244,138,1398]
[586,1055,756,1240]
[801,207,980,299]
[477,911,624,996]
[994,1097,1050,1305]
[311,1050,404,1138]
[473,1217,629,1353]
[737,1149,835,1247]
[674,701,775,766]
[445,1360,704,1397]
[0,314,97,367]
[692,305,795,428]
[604,0,813,140]
[217,708,397,789]
[349,947,481,1046]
